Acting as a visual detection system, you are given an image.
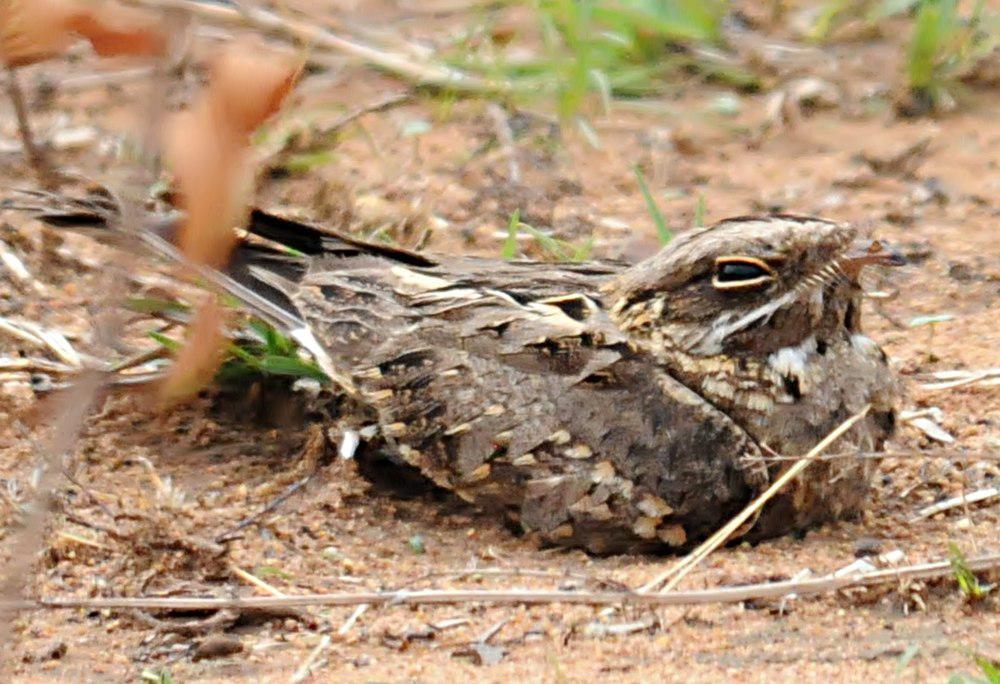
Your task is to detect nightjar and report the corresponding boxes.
[20,193,903,553]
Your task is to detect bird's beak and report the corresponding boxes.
[841,239,906,278]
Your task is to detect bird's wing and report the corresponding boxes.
[286,253,765,553]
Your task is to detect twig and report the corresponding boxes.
[0,370,105,669]
[8,552,999,612]
[0,356,75,374]
[230,565,286,597]
[337,603,368,635]
[0,317,83,367]
[756,448,1000,462]
[639,407,871,594]
[63,512,127,541]
[319,90,415,137]
[215,474,311,543]
[911,486,999,522]
[130,607,236,636]
[400,567,630,592]
[486,102,521,183]
[3,68,57,189]
[291,634,331,684]
[109,341,172,373]
[476,618,509,644]
[118,0,514,95]
[37,67,157,95]
[920,368,1000,392]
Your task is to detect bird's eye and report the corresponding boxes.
[712,256,776,291]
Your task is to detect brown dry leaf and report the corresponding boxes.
[164,40,302,268]
[163,105,250,268]
[0,0,75,67]
[66,1,167,59]
[0,0,166,68]
[207,43,303,139]
[160,41,302,400]
[158,297,229,405]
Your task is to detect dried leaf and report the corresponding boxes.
[207,43,302,139]
[0,0,165,68]
[66,2,167,59]
[163,41,302,268]
[0,0,77,67]
[163,106,248,267]
[158,297,228,405]
[157,42,302,400]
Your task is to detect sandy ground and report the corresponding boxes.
[0,1,997,681]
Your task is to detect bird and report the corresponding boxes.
[13,189,903,553]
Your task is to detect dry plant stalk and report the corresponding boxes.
[116,0,514,94]
[0,371,104,672]
[159,40,302,401]
[6,552,998,612]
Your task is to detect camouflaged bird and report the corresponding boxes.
[21,192,902,553]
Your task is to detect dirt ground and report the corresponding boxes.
[0,1,998,682]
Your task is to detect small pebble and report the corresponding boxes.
[853,537,883,558]
[192,635,244,661]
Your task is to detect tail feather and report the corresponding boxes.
[4,187,302,327]
[5,187,359,392]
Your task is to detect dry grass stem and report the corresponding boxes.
[486,102,521,183]
[0,370,104,669]
[2,68,56,188]
[7,552,997,612]
[920,368,1000,391]
[290,634,331,684]
[911,486,999,521]
[337,604,368,635]
[639,406,872,594]
[230,565,287,597]
[117,0,515,95]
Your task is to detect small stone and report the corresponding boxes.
[591,461,615,483]
[551,523,574,539]
[658,524,686,547]
[466,463,491,482]
[512,453,537,467]
[408,535,426,554]
[548,429,571,445]
[564,444,593,459]
[636,494,674,519]
[192,635,243,661]
[853,537,883,558]
[22,640,67,663]
[632,517,658,539]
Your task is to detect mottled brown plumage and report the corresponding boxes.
[21,192,902,553]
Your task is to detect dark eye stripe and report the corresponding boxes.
[717,261,771,282]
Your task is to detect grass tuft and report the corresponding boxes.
[502,209,594,261]
[903,0,998,113]
[147,313,328,388]
[451,0,758,120]
[948,543,991,601]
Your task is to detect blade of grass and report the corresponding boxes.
[694,193,706,227]
[501,209,520,260]
[634,166,672,244]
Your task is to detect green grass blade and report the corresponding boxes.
[634,165,672,244]
[502,209,521,260]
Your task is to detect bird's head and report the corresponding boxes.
[606,215,903,360]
